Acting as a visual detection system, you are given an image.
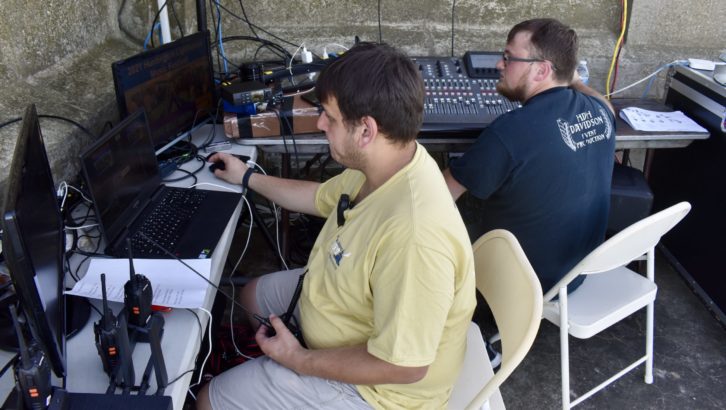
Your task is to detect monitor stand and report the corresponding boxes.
[0,294,91,351]
[65,295,91,340]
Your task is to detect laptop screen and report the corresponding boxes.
[80,109,160,245]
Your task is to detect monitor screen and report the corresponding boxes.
[80,109,159,248]
[111,31,216,154]
[1,104,66,377]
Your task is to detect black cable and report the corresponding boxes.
[378,0,383,43]
[168,0,184,38]
[101,120,114,135]
[451,0,456,57]
[39,115,96,140]
[237,0,258,38]
[1,114,96,141]
[209,0,223,77]
[150,1,169,49]
[162,166,200,185]
[211,0,300,49]
[166,368,196,388]
[0,117,21,130]
[214,35,291,61]
[0,353,19,380]
[118,0,145,46]
[277,109,301,174]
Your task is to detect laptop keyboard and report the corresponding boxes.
[130,188,208,256]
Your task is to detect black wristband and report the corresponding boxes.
[242,167,255,190]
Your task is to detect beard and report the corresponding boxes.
[496,79,527,102]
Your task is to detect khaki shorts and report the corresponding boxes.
[208,269,371,410]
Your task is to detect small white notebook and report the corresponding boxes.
[619,107,707,132]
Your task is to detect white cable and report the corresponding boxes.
[605,60,686,97]
[64,224,99,230]
[189,307,213,389]
[248,163,288,270]
[188,182,240,193]
[283,86,316,98]
[288,42,305,74]
[227,195,257,357]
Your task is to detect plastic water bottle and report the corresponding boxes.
[576,60,590,85]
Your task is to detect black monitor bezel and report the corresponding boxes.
[1,104,66,378]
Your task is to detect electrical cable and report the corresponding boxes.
[0,115,97,140]
[209,0,223,78]
[210,0,301,50]
[246,162,289,270]
[605,0,628,99]
[605,60,687,97]
[227,196,256,358]
[40,115,96,140]
[237,0,259,38]
[144,23,162,50]
[149,1,169,49]
[0,353,19,380]
[451,0,456,57]
[609,0,626,93]
[167,0,184,38]
[214,0,229,75]
[189,307,213,389]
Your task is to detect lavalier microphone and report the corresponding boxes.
[337,194,354,227]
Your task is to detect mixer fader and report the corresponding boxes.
[412,55,521,134]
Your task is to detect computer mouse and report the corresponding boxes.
[208,160,225,173]
[206,151,225,172]
[205,151,219,162]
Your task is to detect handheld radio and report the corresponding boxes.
[123,239,153,327]
[93,273,122,376]
[9,304,52,410]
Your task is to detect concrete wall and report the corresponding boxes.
[1,0,724,211]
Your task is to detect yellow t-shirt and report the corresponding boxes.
[300,143,476,409]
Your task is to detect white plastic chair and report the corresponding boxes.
[542,202,691,409]
[449,230,543,410]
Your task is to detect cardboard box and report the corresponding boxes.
[223,95,320,138]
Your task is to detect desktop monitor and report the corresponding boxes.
[1,104,66,377]
[111,31,216,155]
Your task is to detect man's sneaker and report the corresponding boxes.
[486,341,502,370]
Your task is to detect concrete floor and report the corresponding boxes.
[224,214,726,410]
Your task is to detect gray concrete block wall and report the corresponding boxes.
[1,0,724,211]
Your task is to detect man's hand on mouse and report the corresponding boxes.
[207,152,248,185]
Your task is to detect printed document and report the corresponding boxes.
[66,258,212,309]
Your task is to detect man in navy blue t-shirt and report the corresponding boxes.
[444,18,616,293]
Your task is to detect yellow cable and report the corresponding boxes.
[606,0,628,99]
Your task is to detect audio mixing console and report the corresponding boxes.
[412,55,521,134]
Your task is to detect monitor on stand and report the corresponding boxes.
[1,104,90,379]
[111,31,217,157]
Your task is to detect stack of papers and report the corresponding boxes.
[66,258,212,309]
[619,107,707,132]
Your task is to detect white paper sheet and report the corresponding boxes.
[620,107,707,132]
[66,258,212,309]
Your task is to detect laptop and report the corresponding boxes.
[80,109,241,259]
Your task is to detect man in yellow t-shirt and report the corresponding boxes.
[199,42,476,409]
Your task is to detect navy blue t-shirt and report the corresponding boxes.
[450,86,616,292]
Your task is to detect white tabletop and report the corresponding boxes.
[0,125,256,409]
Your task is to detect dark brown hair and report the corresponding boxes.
[508,18,578,83]
[315,42,424,143]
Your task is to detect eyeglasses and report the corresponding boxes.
[501,53,545,65]
[501,53,558,72]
